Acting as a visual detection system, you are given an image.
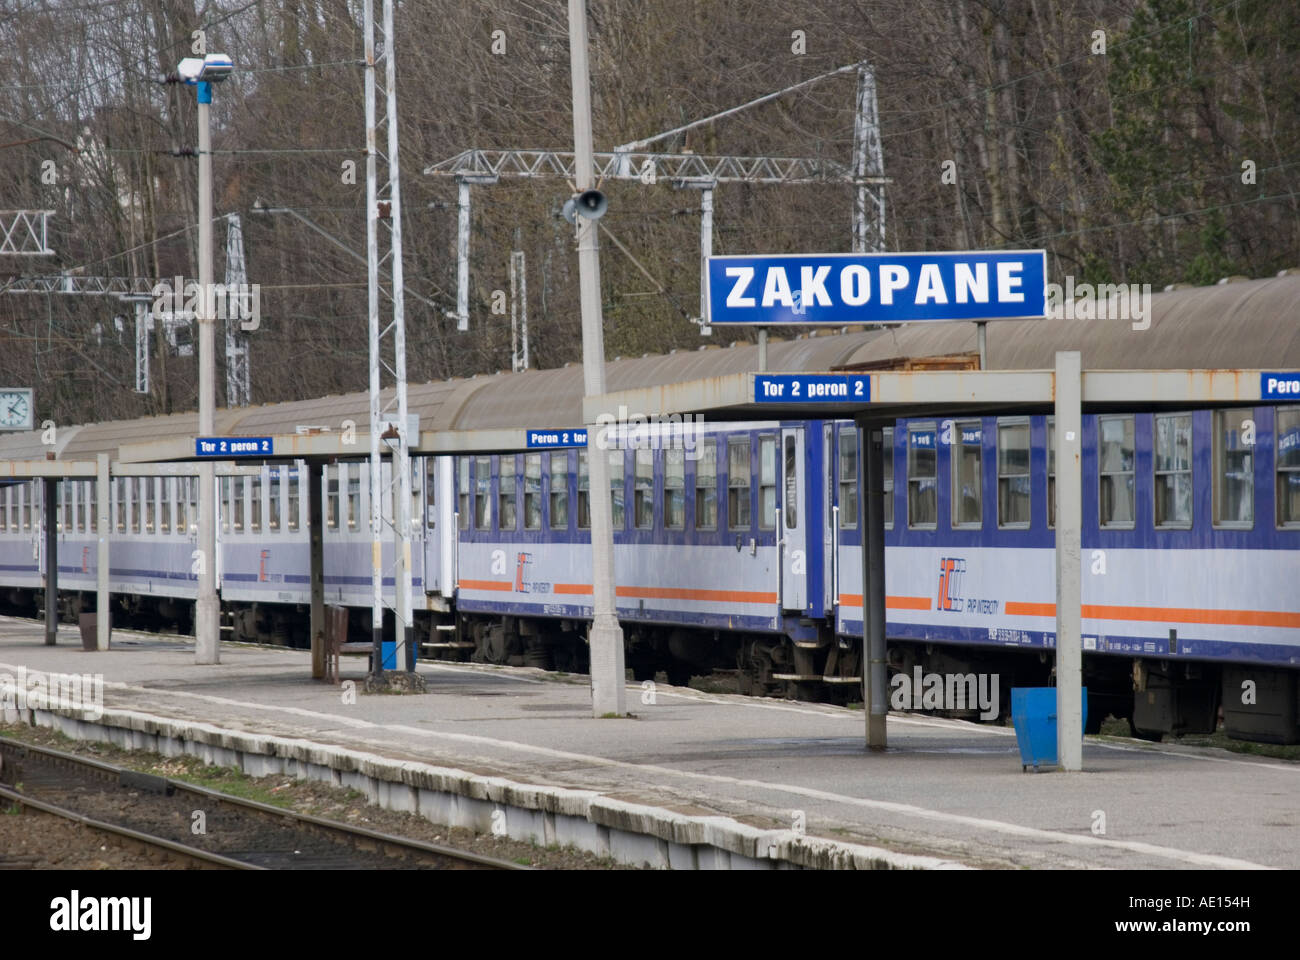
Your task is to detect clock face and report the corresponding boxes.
[0,390,32,430]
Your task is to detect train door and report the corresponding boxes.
[823,423,837,613]
[420,457,440,596]
[780,427,807,611]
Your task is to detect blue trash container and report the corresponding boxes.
[381,639,397,671]
[1010,687,1087,771]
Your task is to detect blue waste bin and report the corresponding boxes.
[1010,687,1087,771]
[381,640,397,671]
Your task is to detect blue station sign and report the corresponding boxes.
[1261,372,1300,399]
[526,429,588,449]
[754,374,871,403]
[195,436,273,457]
[706,250,1047,326]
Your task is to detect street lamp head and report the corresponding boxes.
[175,53,234,84]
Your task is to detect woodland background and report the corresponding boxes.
[1,0,1296,425]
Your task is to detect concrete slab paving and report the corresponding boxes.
[1,616,1295,869]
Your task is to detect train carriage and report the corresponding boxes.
[0,272,1296,742]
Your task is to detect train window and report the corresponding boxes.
[695,439,717,530]
[728,438,751,529]
[233,477,246,532]
[1098,415,1135,528]
[499,456,518,531]
[159,478,172,533]
[132,478,144,534]
[758,436,777,530]
[839,429,858,529]
[249,475,263,533]
[1277,407,1300,527]
[62,482,73,533]
[998,420,1031,528]
[524,453,542,530]
[88,480,97,534]
[550,452,570,529]
[1154,413,1193,528]
[267,471,281,531]
[457,459,469,530]
[664,448,685,530]
[23,485,32,531]
[325,468,339,530]
[175,478,187,534]
[475,456,491,530]
[784,436,797,531]
[348,467,361,530]
[883,427,895,528]
[951,421,982,528]
[577,450,590,529]
[425,459,437,529]
[0,487,7,531]
[634,448,653,529]
[1047,418,1056,529]
[907,425,937,528]
[287,468,300,532]
[1212,410,1253,527]
[608,449,625,529]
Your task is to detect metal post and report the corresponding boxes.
[757,328,768,372]
[861,422,887,748]
[1055,351,1083,771]
[224,213,251,407]
[699,184,713,335]
[455,178,471,331]
[977,321,987,370]
[43,478,57,646]
[195,81,220,665]
[309,460,325,679]
[570,0,626,717]
[510,247,528,371]
[384,0,414,676]
[364,0,384,676]
[852,63,886,254]
[96,453,110,651]
[134,300,150,394]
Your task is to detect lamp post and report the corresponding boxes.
[567,0,625,717]
[173,53,233,665]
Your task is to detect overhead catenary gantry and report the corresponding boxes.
[1,211,254,406]
[424,62,889,332]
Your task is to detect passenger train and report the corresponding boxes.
[0,273,1296,743]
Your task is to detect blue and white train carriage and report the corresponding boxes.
[0,272,1295,742]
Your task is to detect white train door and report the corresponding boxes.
[780,428,807,611]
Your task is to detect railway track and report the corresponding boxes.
[0,737,524,870]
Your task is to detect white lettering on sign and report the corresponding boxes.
[725,266,756,307]
[761,267,796,307]
[954,262,987,303]
[1267,376,1300,395]
[800,265,833,307]
[879,265,908,304]
[840,265,871,305]
[915,263,947,304]
[996,261,1024,302]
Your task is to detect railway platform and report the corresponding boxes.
[0,616,1295,870]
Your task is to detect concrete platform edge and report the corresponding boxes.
[4,703,969,870]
